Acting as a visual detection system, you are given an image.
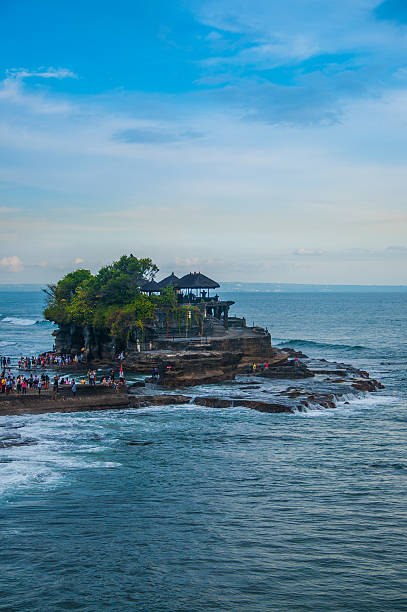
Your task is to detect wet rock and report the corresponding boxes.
[351,379,385,392]
[302,393,336,409]
[157,351,242,388]
[279,347,309,359]
[261,360,314,379]
[312,369,348,376]
[238,400,294,414]
[129,381,146,388]
[194,397,233,408]
[129,394,192,408]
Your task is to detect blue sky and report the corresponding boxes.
[0,0,406,283]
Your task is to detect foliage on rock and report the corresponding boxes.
[44,256,204,345]
[43,255,159,335]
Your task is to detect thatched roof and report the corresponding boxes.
[157,272,180,288]
[176,272,220,289]
[140,279,161,293]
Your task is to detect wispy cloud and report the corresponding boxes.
[6,67,77,80]
[293,249,325,256]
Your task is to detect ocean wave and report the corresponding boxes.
[276,339,367,351]
[0,341,17,347]
[1,317,52,327]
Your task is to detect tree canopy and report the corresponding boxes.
[43,255,166,338]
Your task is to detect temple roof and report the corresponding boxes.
[176,272,220,289]
[157,272,180,288]
[140,279,161,293]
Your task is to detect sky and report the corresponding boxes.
[0,0,406,284]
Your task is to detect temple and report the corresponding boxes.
[154,270,237,331]
[54,269,275,383]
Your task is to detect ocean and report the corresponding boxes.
[0,288,406,611]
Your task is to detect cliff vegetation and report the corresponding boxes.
[43,255,185,342]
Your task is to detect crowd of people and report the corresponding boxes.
[0,372,52,395]
[0,353,126,396]
[17,353,84,370]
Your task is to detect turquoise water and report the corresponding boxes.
[0,290,407,611]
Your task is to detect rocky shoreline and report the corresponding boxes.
[0,353,384,422]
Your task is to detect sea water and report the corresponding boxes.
[0,289,406,611]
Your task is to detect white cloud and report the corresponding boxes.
[0,74,73,114]
[175,257,200,267]
[73,257,85,265]
[6,67,77,80]
[0,255,24,272]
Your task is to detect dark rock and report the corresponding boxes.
[194,397,233,408]
[129,381,146,388]
[261,360,314,379]
[129,394,192,408]
[157,351,242,388]
[301,393,336,409]
[352,379,385,392]
[238,400,294,414]
[311,369,348,376]
[280,347,309,359]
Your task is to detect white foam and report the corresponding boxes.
[0,413,122,497]
[0,340,17,347]
[2,317,39,326]
[296,393,400,418]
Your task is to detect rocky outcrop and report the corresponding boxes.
[279,347,309,359]
[157,351,242,388]
[261,359,314,379]
[129,394,192,408]
[351,378,385,392]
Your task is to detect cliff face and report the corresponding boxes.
[54,324,113,360]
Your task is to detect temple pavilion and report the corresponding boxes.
[157,272,179,289]
[176,272,220,302]
[152,271,235,329]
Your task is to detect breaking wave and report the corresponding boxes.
[1,317,52,327]
[276,339,367,352]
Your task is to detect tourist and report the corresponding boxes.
[37,380,42,395]
[72,380,76,396]
[52,375,59,399]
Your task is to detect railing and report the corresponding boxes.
[177,295,219,304]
